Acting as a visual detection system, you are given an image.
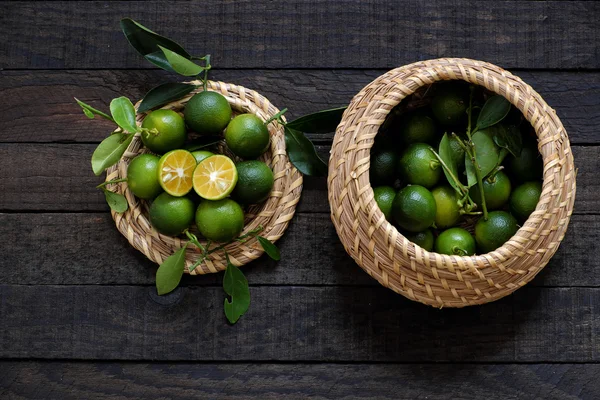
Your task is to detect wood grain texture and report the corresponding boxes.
[0,143,595,213]
[1,285,600,362]
[2,361,599,400]
[1,69,598,144]
[0,212,593,287]
[2,1,599,69]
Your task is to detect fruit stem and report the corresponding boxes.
[96,178,127,189]
[466,85,476,138]
[184,230,206,253]
[202,54,211,92]
[265,108,288,125]
[469,148,489,220]
[431,150,467,197]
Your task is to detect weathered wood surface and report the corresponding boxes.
[2,361,599,400]
[1,69,598,144]
[1,285,599,362]
[0,143,596,213]
[2,1,599,69]
[0,212,595,287]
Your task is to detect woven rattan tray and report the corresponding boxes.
[105,80,303,274]
[328,58,576,307]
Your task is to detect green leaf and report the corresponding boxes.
[492,125,523,158]
[223,255,250,324]
[438,133,463,194]
[91,133,134,176]
[156,244,188,295]
[465,131,500,187]
[159,46,205,76]
[284,126,327,176]
[475,95,511,132]
[74,98,114,122]
[138,83,196,113]
[120,18,191,71]
[103,189,128,213]
[257,236,280,261]
[184,136,222,152]
[110,97,138,133]
[286,107,347,133]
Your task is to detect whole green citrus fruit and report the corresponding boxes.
[184,91,232,135]
[432,186,461,229]
[224,114,270,159]
[400,110,438,145]
[232,160,274,204]
[469,171,512,210]
[373,186,396,221]
[475,211,519,253]
[195,198,245,242]
[404,229,434,251]
[127,154,163,200]
[141,109,187,154]
[370,150,398,186]
[431,83,469,127]
[505,139,543,183]
[397,143,441,188]
[392,185,437,232]
[149,192,195,236]
[435,227,476,256]
[192,150,214,164]
[509,181,542,222]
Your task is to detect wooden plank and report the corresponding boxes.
[0,143,595,213]
[1,285,599,361]
[0,212,594,287]
[1,69,598,144]
[2,361,599,400]
[1,1,598,69]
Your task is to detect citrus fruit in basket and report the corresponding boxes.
[370,150,398,186]
[232,160,274,204]
[127,154,163,199]
[184,91,232,135]
[196,199,245,242]
[505,139,543,182]
[141,109,187,154]
[404,229,434,251]
[435,227,476,256]
[510,181,542,222]
[392,185,437,232]
[469,170,512,210]
[157,149,196,197]
[400,110,438,145]
[431,185,461,229]
[397,143,441,188]
[475,211,519,253]
[373,186,396,221]
[192,150,214,164]
[149,192,196,236]
[431,83,469,127]
[192,155,238,200]
[225,114,270,159]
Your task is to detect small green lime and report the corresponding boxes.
[431,83,469,127]
[475,211,519,253]
[400,110,438,145]
[149,192,195,236]
[469,171,512,211]
[370,150,398,186]
[184,91,232,135]
[509,181,542,222]
[141,109,187,154]
[195,198,245,242]
[373,186,396,221]
[435,227,476,256]
[432,186,461,229]
[392,185,437,232]
[397,143,441,188]
[127,154,163,199]
[191,150,214,164]
[506,139,543,183]
[404,229,434,251]
[232,160,274,204]
[224,114,270,159]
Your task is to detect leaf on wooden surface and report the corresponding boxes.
[158,46,205,77]
[156,244,188,296]
[258,236,281,261]
[284,126,327,176]
[109,97,138,133]
[103,189,128,213]
[223,255,250,324]
[286,106,347,133]
[74,98,114,122]
[138,83,196,113]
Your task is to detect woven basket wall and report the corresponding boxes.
[327,58,576,307]
[104,80,303,275]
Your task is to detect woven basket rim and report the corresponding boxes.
[327,58,576,307]
[105,80,303,275]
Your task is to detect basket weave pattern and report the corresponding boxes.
[327,58,576,307]
[105,80,303,275]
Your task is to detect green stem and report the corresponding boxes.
[265,108,288,125]
[202,54,211,92]
[184,230,205,253]
[466,86,476,138]
[96,178,127,189]
[431,150,468,197]
[468,147,489,220]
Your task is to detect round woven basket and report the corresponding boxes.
[105,80,303,274]
[327,58,576,307]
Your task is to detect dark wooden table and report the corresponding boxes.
[1,1,600,399]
